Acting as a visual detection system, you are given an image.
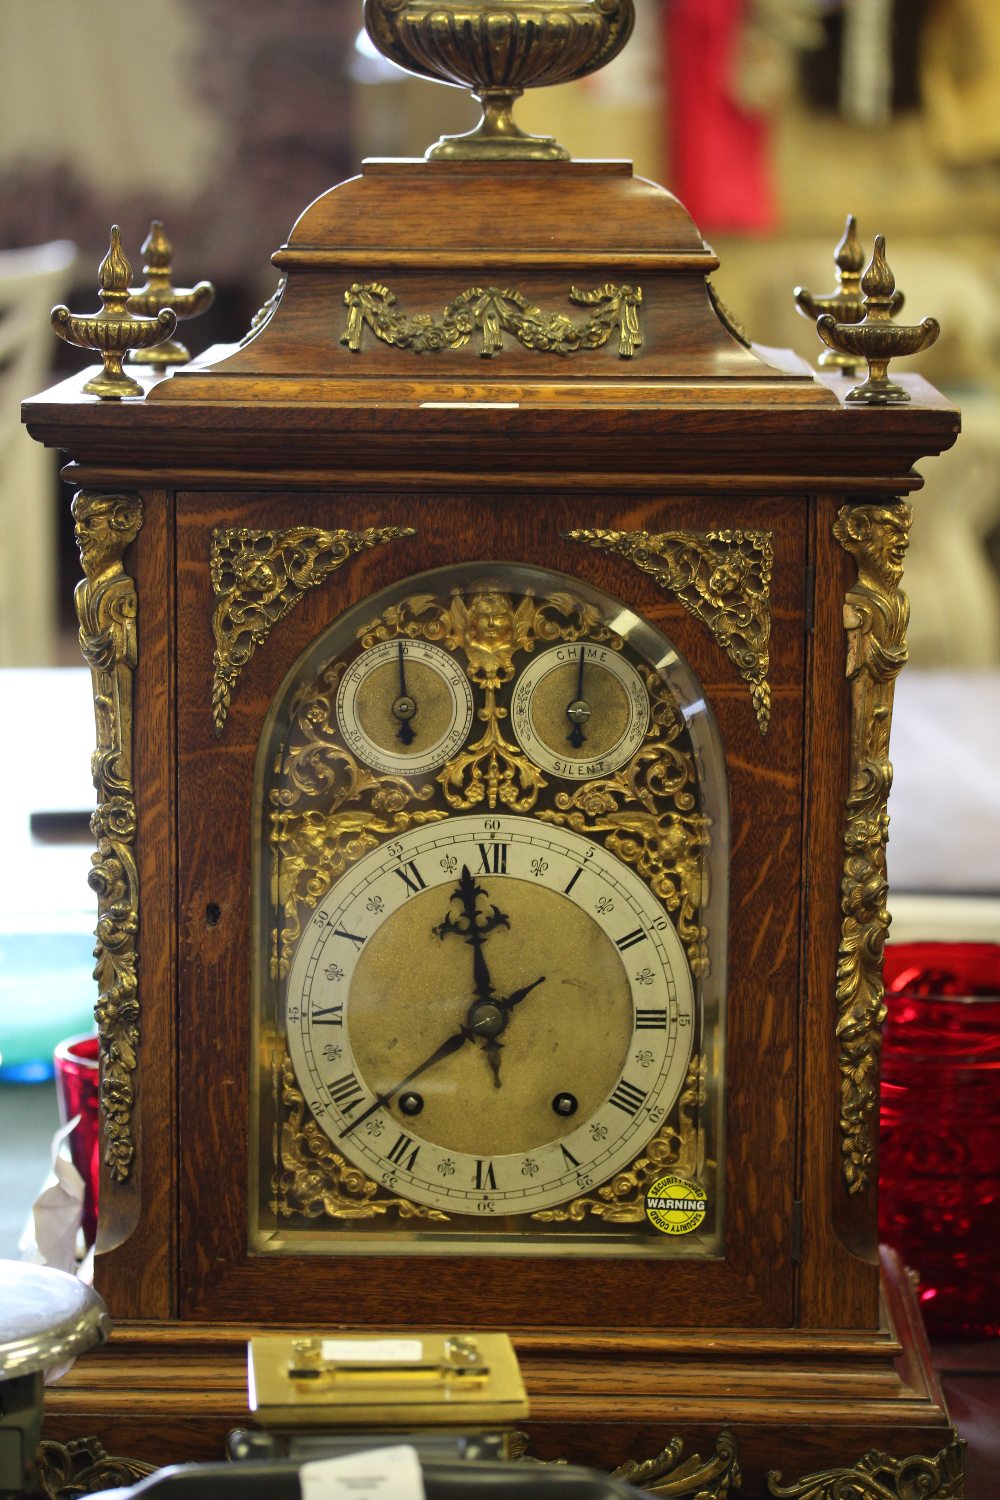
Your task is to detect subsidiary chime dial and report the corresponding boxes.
[336,638,474,775]
[511,640,650,778]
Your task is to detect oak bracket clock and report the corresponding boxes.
[24,2,964,1495]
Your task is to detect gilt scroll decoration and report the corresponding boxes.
[832,503,910,1195]
[342,282,642,359]
[272,1054,449,1224]
[72,491,142,1183]
[210,524,415,734]
[566,528,773,734]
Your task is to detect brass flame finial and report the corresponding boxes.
[816,236,939,405]
[794,216,904,375]
[127,219,215,369]
[51,226,177,399]
[363,0,635,161]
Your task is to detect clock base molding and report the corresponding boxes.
[40,1254,960,1497]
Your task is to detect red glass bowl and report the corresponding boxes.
[52,1033,100,1249]
[880,943,1000,1340]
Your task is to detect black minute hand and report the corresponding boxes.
[338,1025,471,1140]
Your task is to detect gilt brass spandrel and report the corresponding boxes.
[832,502,911,1195]
[210,523,415,735]
[72,490,142,1184]
[270,1052,450,1224]
[566,527,773,735]
[342,283,642,360]
[530,1053,707,1225]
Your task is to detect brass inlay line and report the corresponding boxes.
[210,524,414,735]
[832,502,911,1195]
[566,527,773,735]
[72,491,142,1183]
[341,282,642,360]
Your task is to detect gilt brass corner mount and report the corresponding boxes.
[51,227,177,399]
[363,0,635,161]
[210,524,415,735]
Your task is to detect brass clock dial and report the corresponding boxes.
[335,637,474,775]
[284,814,693,1215]
[510,639,650,779]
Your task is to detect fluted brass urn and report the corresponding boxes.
[364,0,635,159]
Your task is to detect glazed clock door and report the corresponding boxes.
[174,488,805,1332]
[250,562,726,1258]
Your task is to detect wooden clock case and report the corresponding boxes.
[24,156,962,1494]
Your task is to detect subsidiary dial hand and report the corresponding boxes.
[391,640,417,745]
[566,644,591,748]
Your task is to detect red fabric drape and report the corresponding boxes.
[664,0,776,234]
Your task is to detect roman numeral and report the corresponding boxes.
[563,866,583,896]
[608,1078,647,1116]
[615,927,647,952]
[394,861,426,896]
[478,843,507,875]
[332,927,365,949]
[312,1004,343,1026]
[560,1143,580,1168]
[474,1159,497,1190]
[635,1009,667,1030]
[386,1133,420,1172]
[328,1071,365,1116]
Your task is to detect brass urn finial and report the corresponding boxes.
[794,216,904,375]
[51,226,177,399]
[127,219,215,370]
[816,235,939,405]
[363,0,635,161]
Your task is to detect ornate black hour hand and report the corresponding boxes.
[391,640,417,745]
[433,865,509,1004]
[566,644,591,748]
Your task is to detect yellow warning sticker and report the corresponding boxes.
[644,1174,707,1236]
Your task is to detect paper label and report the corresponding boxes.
[319,1339,424,1363]
[300,1445,424,1500]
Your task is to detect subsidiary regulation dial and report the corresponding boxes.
[336,638,474,775]
[511,640,650,779]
